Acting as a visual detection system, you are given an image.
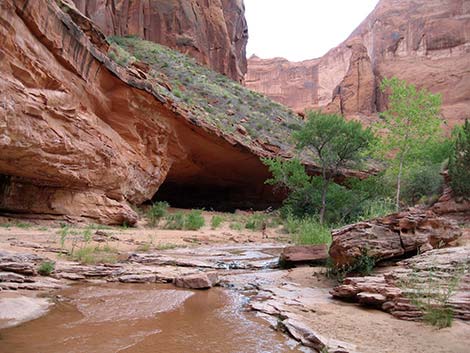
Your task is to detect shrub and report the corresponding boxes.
[229,222,243,231]
[38,261,55,276]
[327,249,376,281]
[399,266,467,328]
[58,224,69,251]
[245,213,267,231]
[355,198,396,222]
[449,119,470,197]
[292,218,332,245]
[185,210,205,230]
[71,245,118,265]
[155,242,179,250]
[108,43,135,66]
[164,212,185,230]
[401,163,443,205]
[350,249,376,276]
[147,201,169,227]
[136,242,151,252]
[211,215,224,229]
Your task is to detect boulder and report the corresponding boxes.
[279,244,328,267]
[329,208,462,267]
[174,272,219,290]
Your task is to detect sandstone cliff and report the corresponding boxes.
[71,0,248,82]
[0,0,331,225]
[246,0,470,127]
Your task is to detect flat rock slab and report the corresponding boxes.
[0,271,26,283]
[0,295,52,329]
[280,245,328,267]
[118,274,157,283]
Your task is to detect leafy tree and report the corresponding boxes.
[292,111,375,224]
[449,119,470,197]
[376,77,442,210]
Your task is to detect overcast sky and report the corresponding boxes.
[245,0,380,61]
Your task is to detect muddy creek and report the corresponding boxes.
[0,283,303,353]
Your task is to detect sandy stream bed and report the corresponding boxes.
[0,210,469,353]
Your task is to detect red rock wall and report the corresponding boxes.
[0,0,271,224]
[246,0,470,128]
[71,0,248,82]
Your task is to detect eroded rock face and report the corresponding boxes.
[71,0,248,82]
[246,0,470,127]
[329,208,462,267]
[0,0,276,224]
[331,246,470,321]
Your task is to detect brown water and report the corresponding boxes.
[0,284,304,353]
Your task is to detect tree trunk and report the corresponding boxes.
[396,157,404,212]
[320,178,329,225]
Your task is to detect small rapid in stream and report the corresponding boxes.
[0,283,305,353]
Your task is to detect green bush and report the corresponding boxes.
[401,164,443,205]
[147,201,170,227]
[229,222,243,231]
[327,249,376,282]
[71,245,118,265]
[107,36,303,155]
[163,210,205,230]
[350,249,376,276]
[38,261,55,276]
[354,198,396,222]
[245,213,267,231]
[292,218,332,245]
[211,215,224,229]
[449,119,470,197]
[185,210,205,230]
[108,43,136,66]
[164,212,185,230]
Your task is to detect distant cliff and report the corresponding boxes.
[246,0,470,128]
[71,0,248,82]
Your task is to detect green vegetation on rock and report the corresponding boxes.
[38,261,55,276]
[107,36,302,150]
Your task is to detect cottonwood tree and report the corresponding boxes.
[293,111,375,224]
[376,77,442,211]
[449,119,470,197]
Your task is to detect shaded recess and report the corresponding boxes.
[152,114,281,211]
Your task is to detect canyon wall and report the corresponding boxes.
[246,0,470,127]
[0,0,274,224]
[71,0,248,82]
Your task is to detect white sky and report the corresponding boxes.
[245,0,380,62]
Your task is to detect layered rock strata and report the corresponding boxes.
[331,246,470,321]
[71,0,248,82]
[329,208,462,267]
[0,0,270,224]
[246,0,470,128]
